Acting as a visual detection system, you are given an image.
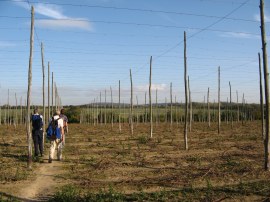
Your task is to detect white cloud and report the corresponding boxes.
[254,14,270,22]
[219,32,260,39]
[15,1,92,31]
[136,83,167,92]
[36,19,93,31]
[35,4,67,19]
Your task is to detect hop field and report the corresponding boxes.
[1,122,270,201]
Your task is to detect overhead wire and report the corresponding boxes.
[0,0,265,23]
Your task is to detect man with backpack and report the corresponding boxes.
[48,110,64,163]
[32,108,44,157]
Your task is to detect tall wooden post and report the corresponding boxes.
[218,66,221,134]
[136,95,139,126]
[8,89,10,125]
[229,82,233,128]
[110,86,113,129]
[15,93,18,127]
[175,96,178,126]
[41,43,45,151]
[184,31,188,150]
[156,89,158,127]
[170,82,173,130]
[97,96,99,124]
[51,72,54,116]
[260,0,270,170]
[259,53,265,139]
[93,98,96,126]
[47,62,50,121]
[207,87,210,128]
[165,97,168,123]
[242,93,245,125]
[237,90,239,122]
[149,57,153,138]
[105,89,107,125]
[119,80,121,133]
[4,103,6,125]
[54,83,57,111]
[100,92,102,124]
[27,6,34,169]
[226,97,229,125]
[130,69,134,136]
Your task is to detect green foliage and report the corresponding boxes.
[65,106,81,123]
[49,185,81,202]
[137,135,149,144]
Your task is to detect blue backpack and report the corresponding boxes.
[32,114,43,130]
[46,117,61,140]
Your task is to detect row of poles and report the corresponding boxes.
[25,6,62,169]
[21,0,269,170]
[79,83,254,127]
[80,0,269,171]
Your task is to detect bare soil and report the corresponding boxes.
[1,121,270,201]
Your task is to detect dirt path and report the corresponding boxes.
[1,160,66,202]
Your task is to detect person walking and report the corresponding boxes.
[60,108,68,146]
[48,110,64,163]
[32,108,44,157]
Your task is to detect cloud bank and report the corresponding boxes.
[15,1,92,31]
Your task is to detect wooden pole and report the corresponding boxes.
[226,97,229,125]
[156,89,158,127]
[170,82,173,130]
[97,96,99,124]
[20,97,22,125]
[242,93,245,126]
[229,82,233,128]
[175,96,177,126]
[15,93,18,128]
[149,57,153,138]
[130,69,134,136]
[218,66,221,134]
[165,97,167,123]
[54,83,57,111]
[208,87,210,128]
[41,43,45,151]
[8,89,10,125]
[4,103,6,125]
[105,89,107,125]
[47,62,50,121]
[119,80,121,133]
[51,72,54,116]
[237,90,239,122]
[259,53,265,140]
[27,6,34,169]
[110,86,113,129]
[136,95,139,127]
[94,98,96,126]
[203,96,206,123]
[184,31,188,150]
[260,0,270,171]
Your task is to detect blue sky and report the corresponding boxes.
[0,0,269,105]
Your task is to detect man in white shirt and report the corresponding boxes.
[48,110,64,163]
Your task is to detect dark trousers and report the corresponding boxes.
[32,130,43,156]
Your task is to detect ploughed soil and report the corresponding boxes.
[1,121,270,201]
